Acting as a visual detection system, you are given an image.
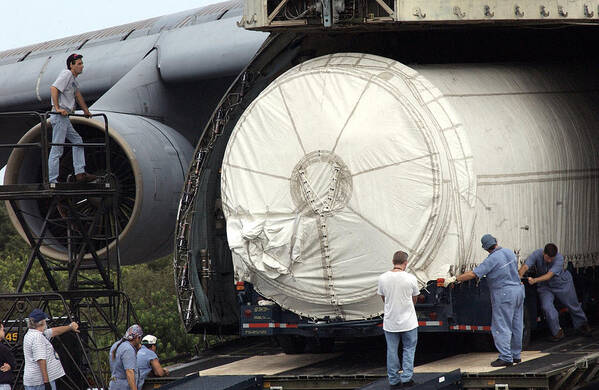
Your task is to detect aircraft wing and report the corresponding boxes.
[0,0,268,266]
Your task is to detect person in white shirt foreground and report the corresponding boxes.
[22,309,79,390]
[377,251,420,388]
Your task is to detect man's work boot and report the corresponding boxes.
[577,323,592,337]
[75,172,97,183]
[550,328,565,342]
[490,359,513,367]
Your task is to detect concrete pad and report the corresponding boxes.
[199,353,341,375]
[414,351,549,374]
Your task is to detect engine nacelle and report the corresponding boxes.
[4,112,193,265]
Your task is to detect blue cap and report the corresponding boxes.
[29,308,49,322]
[481,234,497,250]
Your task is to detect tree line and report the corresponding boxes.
[0,204,218,362]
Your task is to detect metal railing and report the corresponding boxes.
[0,111,110,185]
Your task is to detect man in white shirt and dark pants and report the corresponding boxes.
[377,251,420,388]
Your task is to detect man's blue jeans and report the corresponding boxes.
[24,381,56,390]
[384,328,418,385]
[48,114,85,183]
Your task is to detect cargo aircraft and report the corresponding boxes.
[1,0,598,340]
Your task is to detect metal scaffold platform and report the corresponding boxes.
[0,111,137,390]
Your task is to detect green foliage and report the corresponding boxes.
[0,204,63,293]
[0,205,28,255]
[120,257,201,360]
[0,204,201,361]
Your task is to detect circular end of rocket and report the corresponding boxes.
[221,53,476,320]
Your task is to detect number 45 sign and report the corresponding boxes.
[4,332,18,342]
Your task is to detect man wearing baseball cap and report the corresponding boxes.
[22,309,80,390]
[519,243,592,341]
[448,234,524,367]
[136,335,169,389]
[109,325,143,390]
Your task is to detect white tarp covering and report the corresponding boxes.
[221,54,476,320]
[415,63,599,268]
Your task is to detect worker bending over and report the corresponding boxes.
[137,335,168,389]
[519,243,591,341]
[448,234,524,367]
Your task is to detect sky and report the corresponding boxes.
[0,0,219,52]
[0,1,219,183]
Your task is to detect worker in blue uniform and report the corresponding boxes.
[447,234,524,366]
[518,243,591,341]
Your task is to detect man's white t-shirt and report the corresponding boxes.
[22,328,66,386]
[377,270,420,332]
[51,69,79,113]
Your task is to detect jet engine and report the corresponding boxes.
[4,112,193,265]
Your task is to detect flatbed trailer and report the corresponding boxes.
[146,328,599,389]
[237,255,599,355]
[238,276,540,353]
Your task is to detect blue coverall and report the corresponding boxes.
[525,249,587,336]
[474,247,525,363]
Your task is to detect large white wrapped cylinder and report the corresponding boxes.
[221,54,476,320]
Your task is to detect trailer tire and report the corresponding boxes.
[276,335,306,354]
[522,308,532,349]
[308,337,335,353]
[470,333,495,352]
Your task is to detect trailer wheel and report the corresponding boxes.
[276,335,306,354]
[522,308,532,349]
[308,337,335,353]
[470,333,495,352]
